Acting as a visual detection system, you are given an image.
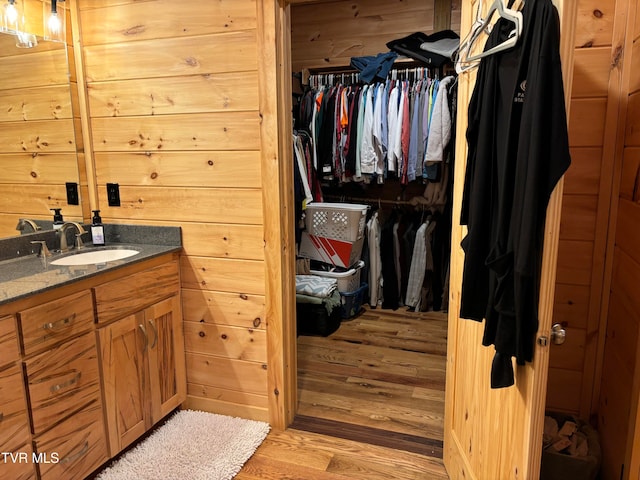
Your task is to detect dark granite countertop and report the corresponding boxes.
[0,224,182,306]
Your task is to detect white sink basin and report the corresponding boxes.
[50,248,140,266]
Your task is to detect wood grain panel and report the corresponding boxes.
[559,194,598,240]
[556,240,594,286]
[0,316,19,368]
[34,400,108,480]
[610,248,640,318]
[0,185,83,218]
[180,256,266,295]
[291,0,435,71]
[631,38,640,94]
[0,85,73,122]
[574,0,616,48]
[78,0,257,45]
[0,119,76,153]
[83,31,258,82]
[185,353,268,395]
[0,364,35,480]
[626,91,640,146]
[180,222,264,261]
[24,332,101,435]
[94,151,262,188]
[87,73,259,117]
[563,147,602,194]
[606,290,640,374]
[553,284,590,330]
[19,290,95,356]
[571,47,613,97]
[0,153,79,184]
[184,393,269,422]
[181,288,266,330]
[615,199,640,264]
[187,383,269,409]
[598,345,635,480]
[546,367,582,413]
[619,147,640,200]
[0,48,70,90]
[96,187,263,225]
[90,112,260,152]
[568,98,607,146]
[93,261,179,324]
[184,321,267,362]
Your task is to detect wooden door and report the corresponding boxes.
[99,312,148,456]
[146,295,187,425]
[444,1,577,479]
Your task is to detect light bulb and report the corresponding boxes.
[44,0,65,42]
[4,0,19,33]
[47,11,60,34]
[6,2,17,22]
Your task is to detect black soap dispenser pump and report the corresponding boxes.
[91,210,105,246]
[50,208,64,230]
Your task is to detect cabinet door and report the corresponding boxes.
[34,400,108,480]
[145,295,186,425]
[0,364,36,480]
[99,312,148,456]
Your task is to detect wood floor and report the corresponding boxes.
[237,306,450,479]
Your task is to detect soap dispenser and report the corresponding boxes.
[91,210,105,246]
[50,208,64,230]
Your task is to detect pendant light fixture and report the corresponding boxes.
[44,0,65,43]
[3,0,19,33]
[15,0,36,48]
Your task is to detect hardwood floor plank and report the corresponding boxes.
[295,306,448,455]
[236,306,451,479]
[238,428,449,480]
[292,415,443,457]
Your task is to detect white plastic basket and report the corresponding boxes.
[304,203,369,242]
[310,260,364,293]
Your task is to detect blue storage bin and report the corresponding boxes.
[340,283,368,319]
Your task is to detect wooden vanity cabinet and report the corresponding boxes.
[0,316,36,480]
[17,293,108,480]
[96,260,186,456]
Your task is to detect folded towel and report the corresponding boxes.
[296,275,338,298]
[296,290,342,315]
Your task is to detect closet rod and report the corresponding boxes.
[323,194,415,206]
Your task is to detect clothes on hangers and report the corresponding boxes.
[299,71,456,191]
[460,0,571,389]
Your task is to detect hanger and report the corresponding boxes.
[455,0,524,74]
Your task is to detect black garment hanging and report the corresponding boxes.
[459,0,571,388]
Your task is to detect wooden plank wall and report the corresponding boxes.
[75,0,270,421]
[0,2,83,237]
[547,0,628,418]
[290,0,461,72]
[598,0,640,476]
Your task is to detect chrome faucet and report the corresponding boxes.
[16,218,41,233]
[58,222,87,252]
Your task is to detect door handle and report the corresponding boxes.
[550,323,566,345]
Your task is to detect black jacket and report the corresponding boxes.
[460,0,571,388]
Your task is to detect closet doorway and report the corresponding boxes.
[287,1,454,462]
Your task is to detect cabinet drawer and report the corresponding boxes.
[0,364,32,453]
[94,260,180,324]
[24,332,101,435]
[19,290,94,356]
[0,315,20,368]
[34,400,108,480]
